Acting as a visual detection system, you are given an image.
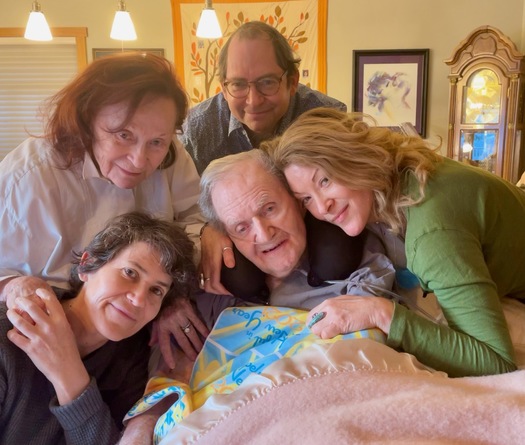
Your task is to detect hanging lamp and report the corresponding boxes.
[110,0,137,41]
[24,1,52,41]
[196,0,222,39]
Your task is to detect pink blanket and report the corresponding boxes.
[164,339,525,444]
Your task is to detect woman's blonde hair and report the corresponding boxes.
[261,107,442,234]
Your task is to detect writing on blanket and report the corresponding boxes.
[228,307,293,386]
[232,307,263,330]
[232,362,265,385]
[253,325,288,347]
[231,307,289,347]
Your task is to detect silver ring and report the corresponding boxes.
[222,246,233,253]
[182,322,191,334]
[199,273,207,288]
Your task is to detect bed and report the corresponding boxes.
[127,299,525,444]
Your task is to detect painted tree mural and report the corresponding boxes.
[188,5,311,104]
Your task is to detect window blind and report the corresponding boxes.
[0,43,77,161]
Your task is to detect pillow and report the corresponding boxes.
[220,244,270,304]
[305,211,366,287]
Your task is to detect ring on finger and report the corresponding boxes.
[182,322,191,334]
[307,311,326,329]
[222,246,233,253]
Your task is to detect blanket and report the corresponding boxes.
[125,306,386,443]
[165,338,525,445]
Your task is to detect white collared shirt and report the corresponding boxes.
[0,137,204,288]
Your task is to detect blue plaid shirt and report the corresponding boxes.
[180,84,347,174]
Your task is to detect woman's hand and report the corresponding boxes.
[2,276,52,334]
[307,295,395,338]
[199,224,235,295]
[119,394,179,445]
[6,288,90,405]
[150,298,210,365]
[2,276,52,325]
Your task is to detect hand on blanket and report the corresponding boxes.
[307,295,395,338]
[119,394,179,445]
[199,224,235,295]
[6,288,90,405]
[151,297,209,365]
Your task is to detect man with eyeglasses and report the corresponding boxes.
[180,21,346,175]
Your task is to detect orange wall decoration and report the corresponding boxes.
[171,0,327,104]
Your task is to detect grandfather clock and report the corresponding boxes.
[445,25,525,183]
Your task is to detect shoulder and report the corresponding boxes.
[0,303,24,364]
[405,157,525,245]
[294,84,347,112]
[0,138,53,177]
[184,93,230,126]
[0,303,10,334]
[420,157,521,205]
[0,138,67,197]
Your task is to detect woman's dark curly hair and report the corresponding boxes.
[68,212,198,310]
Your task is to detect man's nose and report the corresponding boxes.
[245,84,265,105]
[252,217,274,244]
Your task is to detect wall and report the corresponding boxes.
[328,0,525,146]
[2,0,525,148]
[0,0,175,60]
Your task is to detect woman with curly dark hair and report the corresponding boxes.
[0,212,197,445]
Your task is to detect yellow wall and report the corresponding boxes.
[2,0,525,146]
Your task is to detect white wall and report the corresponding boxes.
[327,0,525,146]
[0,0,175,61]
[2,0,525,147]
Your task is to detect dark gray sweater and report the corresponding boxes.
[0,303,150,445]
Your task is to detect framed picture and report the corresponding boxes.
[92,48,164,60]
[171,0,327,104]
[352,49,429,137]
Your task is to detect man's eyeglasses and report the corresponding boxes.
[223,71,287,99]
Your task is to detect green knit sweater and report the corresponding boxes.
[388,157,525,377]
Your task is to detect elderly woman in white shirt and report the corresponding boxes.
[0,52,209,363]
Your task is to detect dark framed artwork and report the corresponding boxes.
[353,49,429,137]
[92,48,165,60]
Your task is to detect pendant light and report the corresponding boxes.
[24,1,52,41]
[196,0,222,39]
[110,0,137,41]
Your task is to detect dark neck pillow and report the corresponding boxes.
[220,211,366,304]
[304,211,365,287]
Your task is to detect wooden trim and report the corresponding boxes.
[0,27,88,71]
[317,0,327,92]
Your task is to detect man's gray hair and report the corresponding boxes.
[199,149,290,232]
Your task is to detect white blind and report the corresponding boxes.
[0,43,78,160]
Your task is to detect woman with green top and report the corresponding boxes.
[263,107,525,377]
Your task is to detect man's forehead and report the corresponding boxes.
[213,170,287,221]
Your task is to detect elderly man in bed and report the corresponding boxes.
[193,148,404,322]
[155,148,416,366]
[119,150,434,444]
